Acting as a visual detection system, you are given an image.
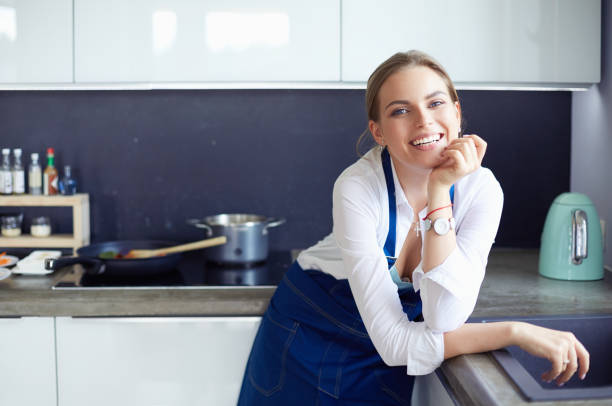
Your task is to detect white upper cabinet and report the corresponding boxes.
[0,0,72,83]
[342,0,601,85]
[74,0,340,82]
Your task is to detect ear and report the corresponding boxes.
[455,101,462,123]
[369,120,384,146]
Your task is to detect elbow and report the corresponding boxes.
[422,302,471,333]
[423,313,465,333]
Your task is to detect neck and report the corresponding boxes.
[391,156,431,212]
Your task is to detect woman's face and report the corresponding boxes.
[369,66,461,171]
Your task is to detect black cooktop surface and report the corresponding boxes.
[53,250,294,289]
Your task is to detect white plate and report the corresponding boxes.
[0,255,18,268]
[0,268,11,281]
[11,267,53,276]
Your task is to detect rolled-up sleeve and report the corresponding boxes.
[412,171,504,332]
[333,175,445,375]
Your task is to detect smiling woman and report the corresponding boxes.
[237,50,590,406]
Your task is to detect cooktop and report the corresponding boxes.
[52,250,294,290]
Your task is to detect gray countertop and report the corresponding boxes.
[442,248,612,406]
[1,248,611,405]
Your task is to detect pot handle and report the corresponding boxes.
[186,218,213,237]
[45,256,106,275]
[265,217,286,229]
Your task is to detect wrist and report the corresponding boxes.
[507,321,524,346]
[427,181,452,197]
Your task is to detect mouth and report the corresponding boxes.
[410,133,444,150]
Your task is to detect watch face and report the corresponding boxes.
[433,218,450,235]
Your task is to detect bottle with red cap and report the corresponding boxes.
[43,147,59,195]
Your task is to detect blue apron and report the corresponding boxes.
[237,148,453,405]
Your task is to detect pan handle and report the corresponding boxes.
[186,218,213,237]
[45,256,106,275]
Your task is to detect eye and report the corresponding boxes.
[391,107,409,116]
[430,100,445,108]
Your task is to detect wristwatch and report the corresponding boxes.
[423,217,456,235]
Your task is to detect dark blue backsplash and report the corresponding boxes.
[0,89,570,249]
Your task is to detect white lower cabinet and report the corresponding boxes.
[0,317,57,406]
[411,372,455,406]
[55,316,261,406]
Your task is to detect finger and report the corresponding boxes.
[459,137,479,169]
[463,134,487,164]
[575,340,590,380]
[556,346,578,386]
[542,353,565,383]
[453,139,478,171]
[442,149,467,171]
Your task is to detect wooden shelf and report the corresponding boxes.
[0,194,90,253]
[0,234,76,248]
[0,194,88,207]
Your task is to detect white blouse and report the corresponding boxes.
[297,147,504,375]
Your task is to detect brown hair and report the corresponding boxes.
[356,50,461,155]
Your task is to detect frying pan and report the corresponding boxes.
[45,241,183,277]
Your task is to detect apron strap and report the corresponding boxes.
[381,148,397,267]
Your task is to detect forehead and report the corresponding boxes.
[378,66,449,102]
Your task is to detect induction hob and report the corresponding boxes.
[52,250,294,290]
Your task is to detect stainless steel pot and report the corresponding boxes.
[187,214,285,264]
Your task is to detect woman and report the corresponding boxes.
[238,50,589,405]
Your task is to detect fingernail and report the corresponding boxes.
[558,383,564,387]
[580,374,586,380]
[546,380,552,384]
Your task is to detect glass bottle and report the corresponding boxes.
[28,153,43,195]
[0,148,12,195]
[59,165,77,195]
[12,148,25,194]
[43,148,59,195]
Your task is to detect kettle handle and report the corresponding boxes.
[572,210,588,264]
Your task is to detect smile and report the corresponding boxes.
[411,133,443,146]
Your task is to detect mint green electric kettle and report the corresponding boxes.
[539,193,603,280]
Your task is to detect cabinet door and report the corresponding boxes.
[0,317,57,406]
[342,0,600,84]
[75,0,340,82]
[411,372,455,406]
[0,0,72,83]
[56,316,261,406]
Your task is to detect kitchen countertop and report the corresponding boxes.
[1,248,611,405]
[441,248,612,406]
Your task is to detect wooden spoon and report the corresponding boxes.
[123,236,227,259]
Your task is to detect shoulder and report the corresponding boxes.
[333,148,384,201]
[457,166,504,207]
[460,166,502,192]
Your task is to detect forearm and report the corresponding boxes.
[443,322,515,359]
[422,184,455,272]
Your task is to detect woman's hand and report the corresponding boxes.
[511,322,590,386]
[429,134,487,189]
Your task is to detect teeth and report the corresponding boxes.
[412,134,442,146]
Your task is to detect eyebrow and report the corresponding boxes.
[384,90,447,111]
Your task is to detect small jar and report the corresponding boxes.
[31,216,51,237]
[1,214,23,237]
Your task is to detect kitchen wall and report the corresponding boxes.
[572,0,612,269]
[0,88,571,252]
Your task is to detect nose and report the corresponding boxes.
[414,107,433,127]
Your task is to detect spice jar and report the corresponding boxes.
[1,214,23,237]
[31,216,51,237]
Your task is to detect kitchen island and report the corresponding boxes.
[1,248,611,405]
